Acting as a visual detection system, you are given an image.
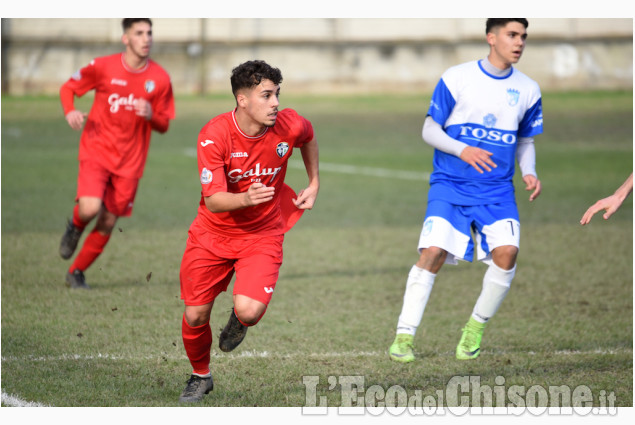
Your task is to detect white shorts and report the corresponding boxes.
[417,200,520,265]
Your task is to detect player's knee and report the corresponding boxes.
[184,304,212,327]
[96,211,118,234]
[78,197,103,221]
[417,246,447,272]
[234,303,266,326]
[427,246,447,258]
[491,245,518,270]
[78,205,100,222]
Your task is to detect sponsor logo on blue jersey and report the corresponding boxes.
[458,125,517,145]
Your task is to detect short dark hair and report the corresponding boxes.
[486,18,528,34]
[122,18,153,32]
[230,60,283,97]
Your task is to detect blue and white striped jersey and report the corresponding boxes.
[427,60,543,205]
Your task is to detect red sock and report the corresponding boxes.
[72,204,88,230]
[69,229,110,273]
[182,314,212,375]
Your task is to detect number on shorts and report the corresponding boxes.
[507,220,519,236]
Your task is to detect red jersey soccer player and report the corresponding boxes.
[178,60,319,403]
[59,18,175,289]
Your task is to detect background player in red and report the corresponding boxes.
[59,18,175,289]
[178,60,320,403]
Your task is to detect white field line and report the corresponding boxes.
[287,159,430,181]
[2,348,630,408]
[2,347,630,363]
[182,148,429,181]
[1,391,50,407]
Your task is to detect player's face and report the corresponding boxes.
[240,79,281,129]
[123,22,153,60]
[487,21,527,69]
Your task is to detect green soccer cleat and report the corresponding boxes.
[456,318,486,360]
[389,333,415,363]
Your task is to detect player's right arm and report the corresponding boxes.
[60,59,97,131]
[63,109,88,131]
[60,83,88,130]
[204,183,275,213]
[422,116,497,173]
[198,121,275,213]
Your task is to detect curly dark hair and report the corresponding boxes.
[122,18,152,32]
[230,60,283,97]
[485,18,528,34]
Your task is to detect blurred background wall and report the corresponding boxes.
[1,18,632,96]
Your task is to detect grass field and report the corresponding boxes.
[1,91,633,414]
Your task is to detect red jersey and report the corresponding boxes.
[195,108,314,238]
[60,53,175,179]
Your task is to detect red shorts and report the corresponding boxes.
[77,160,139,217]
[180,219,284,306]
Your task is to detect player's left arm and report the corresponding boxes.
[294,138,320,210]
[517,137,541,201]
[517,90,543,202]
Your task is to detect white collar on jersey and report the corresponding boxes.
[231,108,270,139]
[120,53,150,73]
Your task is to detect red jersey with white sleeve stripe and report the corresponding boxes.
[195,108,314,238]
[60,53,175,179]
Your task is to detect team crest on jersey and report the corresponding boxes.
[276,142,289,158]
[483,113,497,128]
[507,88,520,106]
[145,80,156,94]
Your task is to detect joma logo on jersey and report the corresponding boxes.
[108,93,140,113]
[227,163,282,184]
[459,125,516,145]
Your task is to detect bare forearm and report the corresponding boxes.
[204,183,275,213]
[204,192,249,213]
[615,173,634,201]
[300,139,320,189]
